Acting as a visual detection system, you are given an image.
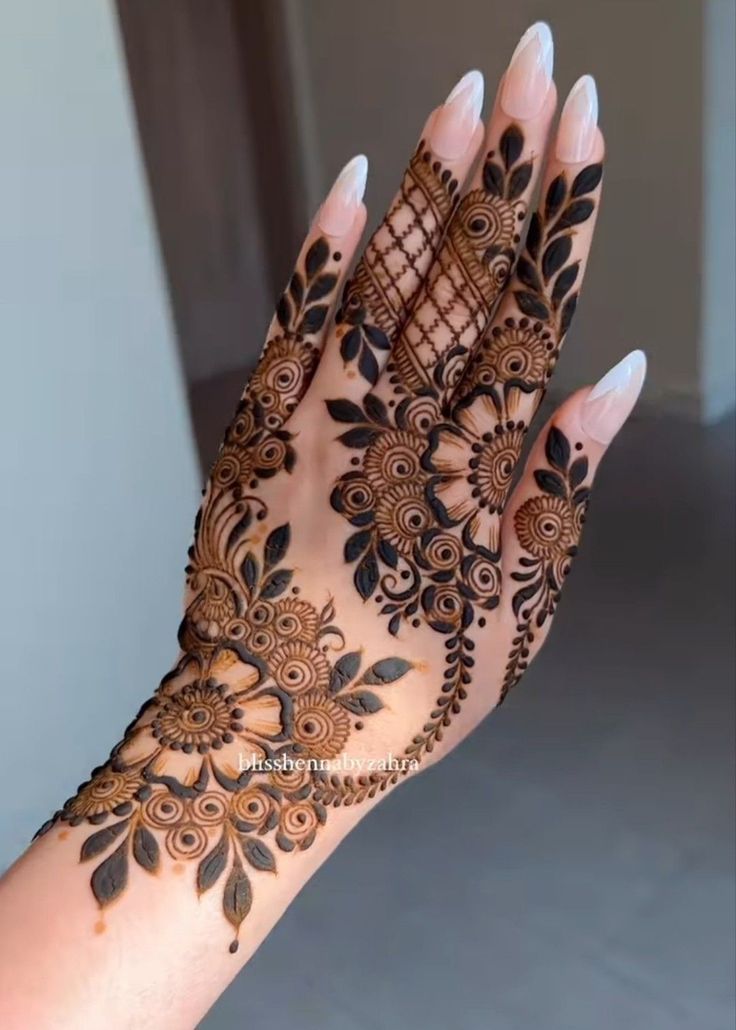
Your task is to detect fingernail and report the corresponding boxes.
[317,154,368,237]
[581,350,647,444]
[501,22,553,119]
[429,69,484,160]
[556,75,598,162]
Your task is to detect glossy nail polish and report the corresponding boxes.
[501,22,554,120]
[317,154,368,237]
[429,69,484,160]
[581,350,647,444]
[556,75,598,163]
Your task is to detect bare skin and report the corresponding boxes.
[0,23,645,1029]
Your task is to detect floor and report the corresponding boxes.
[193,376,735,1030]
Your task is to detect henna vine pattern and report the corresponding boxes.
[502,426,590,702]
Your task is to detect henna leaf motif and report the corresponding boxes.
[329,651,361,694]
[132,826,159,873]
[242,838,276,873]
[91,840,129,906]
[340,692,383,715]
[80,819,129,861]
[500,124,523,169]
[197,835,229,893]
[264,524,290,569]
[223,858,252,934]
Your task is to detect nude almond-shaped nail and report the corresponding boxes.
[317,154,368,237]
[581,350,647,444]
[501,21,554,120]
[429,69,484,160]
[556,75,599,163]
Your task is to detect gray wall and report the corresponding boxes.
[0,0,200,865]
[701,0,736,421]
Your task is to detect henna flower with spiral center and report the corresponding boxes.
[292,690,351,760]
[271,598,319,644]
[486,320,554,384]
[334,475,375,521]
[423,531,464,571]
[421,583,464,629]
[471,428,526,512]
[514,495,575,559]
[211,447,253,489]
[374,484,432,555]
[225,401,257,447]
[278,800,321,849]
[64,767,141,822]
[252,434,288,473]
[248,335,317,429]
[458,189,517,250]
[115,671,287,788]
[363,430,425,490]
[269,766,312,794]
[152,683,244,753]
[230,787,279,831]
[269,641,330,695]
[430,423,526,549]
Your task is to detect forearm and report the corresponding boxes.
[0,779,364,1028]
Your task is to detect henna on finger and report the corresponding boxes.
[337,144,460,386]
[439,153,604,546]
[500,425,590,702]
[332,72,485,389]
[387,126,535,396]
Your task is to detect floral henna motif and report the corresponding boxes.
[212,235,342,491]
[329,126,543,629]
[34,232,417,953]
[37,523,413,953]
[458,160,604,417]
[501,426,590,703]
[425,158,604,554]
[328,142,603,784]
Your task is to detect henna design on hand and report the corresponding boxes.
[34,105,606,954]
[215,236,342,487]
[459,160,603,412]
[389,125,531,395]
[337,142,458,384]
[38,512,412,953]
[328,142,602,775]
[501,426,590,703]
[34,235,416,953]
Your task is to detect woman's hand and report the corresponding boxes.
[4,22,645,1026]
